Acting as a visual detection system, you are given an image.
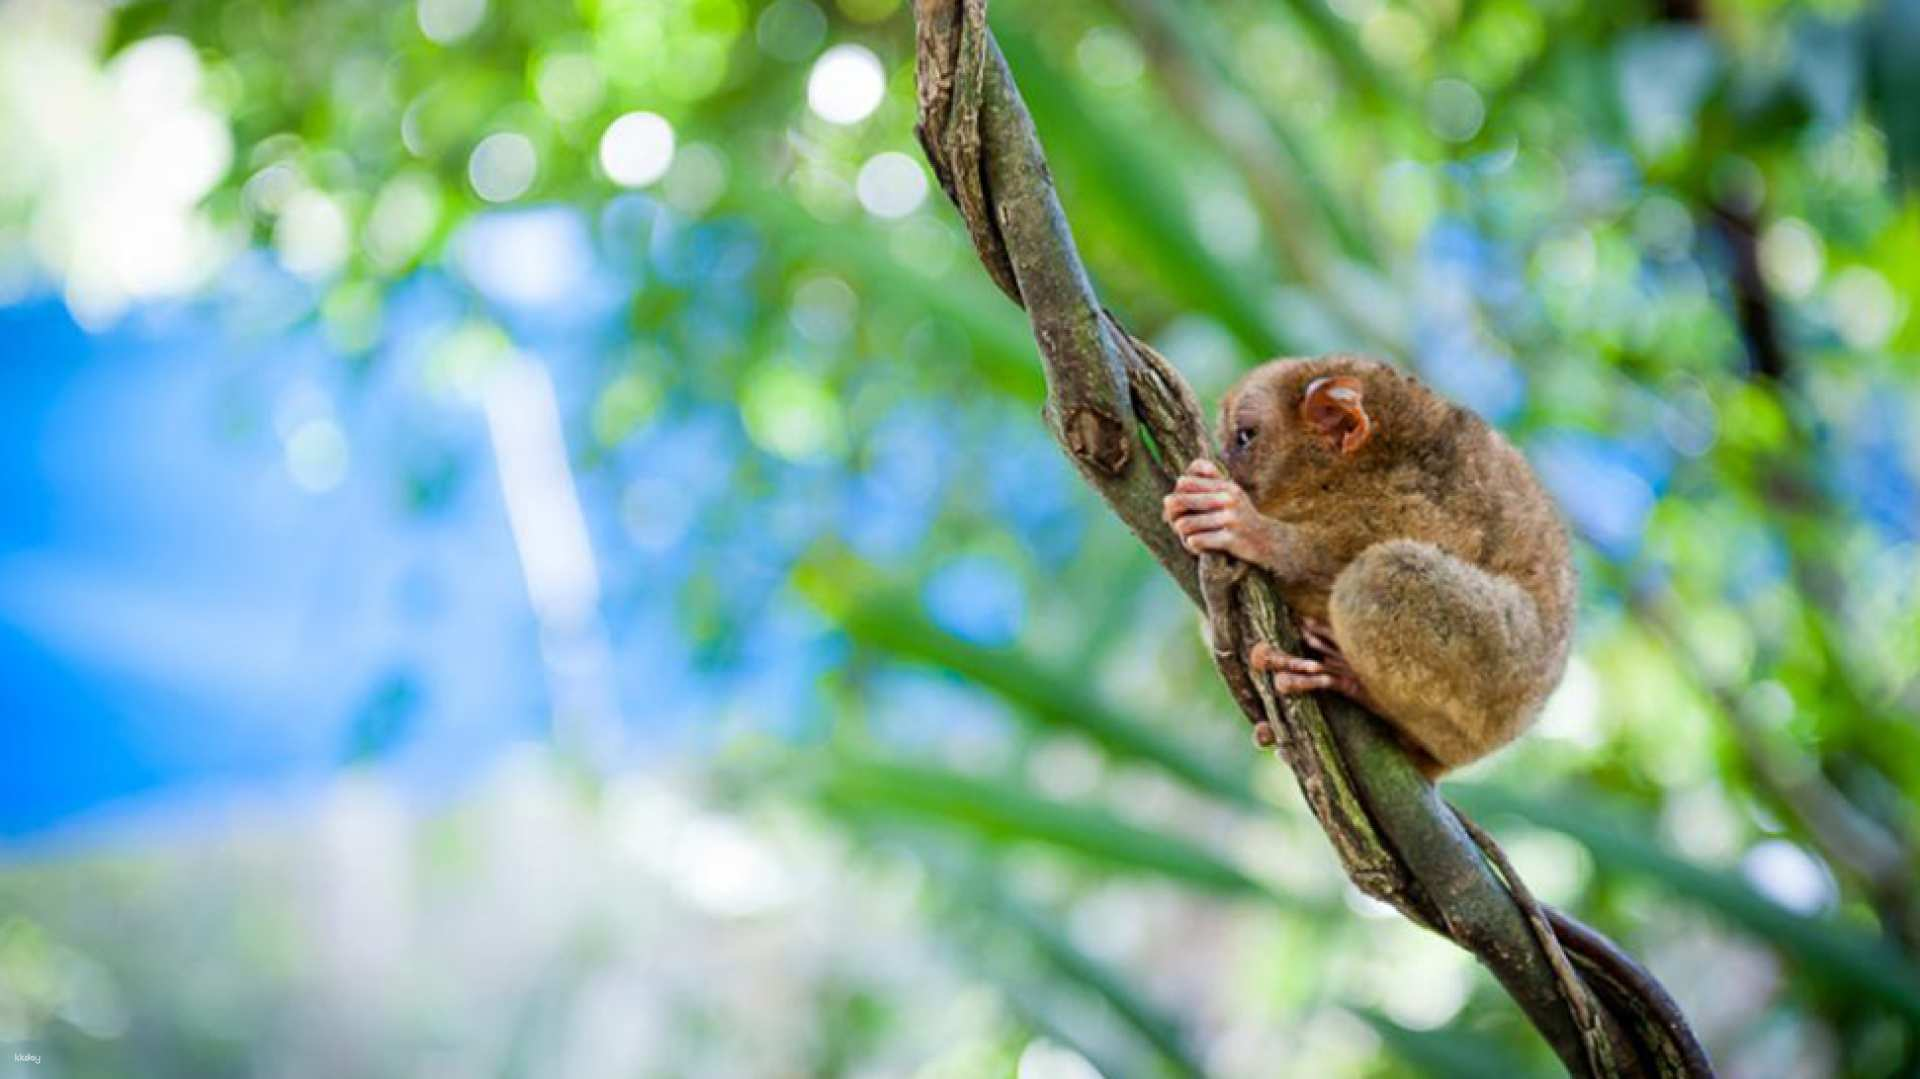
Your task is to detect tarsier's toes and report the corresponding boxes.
[1252,636,1380,710]
[1298,622,1355,677]
[1248,643,1339,695]
[1299,618,1343,658]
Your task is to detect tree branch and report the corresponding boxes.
[910,2,1712,1074]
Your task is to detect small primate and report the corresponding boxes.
[1161,354,1575,776]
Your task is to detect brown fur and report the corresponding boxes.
[1219,355,1576,773]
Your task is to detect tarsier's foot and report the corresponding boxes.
[1297,618,1382,712]
[1298,618,1347,665]
[1248,634,1379,713]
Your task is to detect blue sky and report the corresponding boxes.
[0,295,544,843]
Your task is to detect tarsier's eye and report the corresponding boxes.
[1235,427,1256,449]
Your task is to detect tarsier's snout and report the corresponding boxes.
[1216,405,1253,489]
[1219,436,1258,493]
[1221,428,1267,491]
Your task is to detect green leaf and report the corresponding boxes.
[820,754,1270,898]
[994,23,1298,359]
[1239,0,1399,105]
[1453,784,1920,1021]
[751,195,1046,402]
[964,872,1205,1077]
[817,579,1261,808]
[1353,1008,1547,1079]
[1137,0,1379,265]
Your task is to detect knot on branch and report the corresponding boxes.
[1061,405,1130,475]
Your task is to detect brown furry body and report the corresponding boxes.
[1168,355,1575,774]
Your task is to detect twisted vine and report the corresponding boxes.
[910,2,1712,1074]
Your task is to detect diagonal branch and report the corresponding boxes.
[910,2,1712,1074]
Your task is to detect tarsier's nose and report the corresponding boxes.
[1220,448,1253,489]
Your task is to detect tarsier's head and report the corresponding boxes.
[1218,354,1410,508]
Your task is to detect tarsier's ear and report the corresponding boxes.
[1299,375,1373,456]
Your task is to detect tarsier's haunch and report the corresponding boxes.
[1162,355,1576,776]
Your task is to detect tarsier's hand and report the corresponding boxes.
[1160,459,1282,567]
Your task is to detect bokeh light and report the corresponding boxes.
[243,163,299,216]
[1075,26,1144,87]
[112,35,201,110]
[740,363,845,461]
[1759,217,1824,299]
[365,171,442,271]
[285,418,350,493]
[274,190,349,279]
[757,0,828,62]
[1425,77,1485,143]
[660,142,729,216]
[599,111,675,188]
[790,274,858,343]
[455,208,598,313]
[535,52,606,123]
[1741,840,1837,916]
[469,132,537,203]
[806,43,885,125]
[418,0,487,44]
[1828,265,1903,349]
[855,151,927,219]
[1016,1039,1103,1079]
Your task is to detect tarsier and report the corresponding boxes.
[1161,355,1576,777]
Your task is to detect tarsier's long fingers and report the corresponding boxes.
[1165,463,1258,558]
[1174,460,1228,494]
[1160,489,1232,525]
[1169,511,1232,541]
[1171,477,1227,499]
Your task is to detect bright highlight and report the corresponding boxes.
[599,112,675,188]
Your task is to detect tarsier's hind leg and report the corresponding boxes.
[1327,539,1555,772]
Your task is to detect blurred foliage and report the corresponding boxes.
[4,0,1920,1074]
